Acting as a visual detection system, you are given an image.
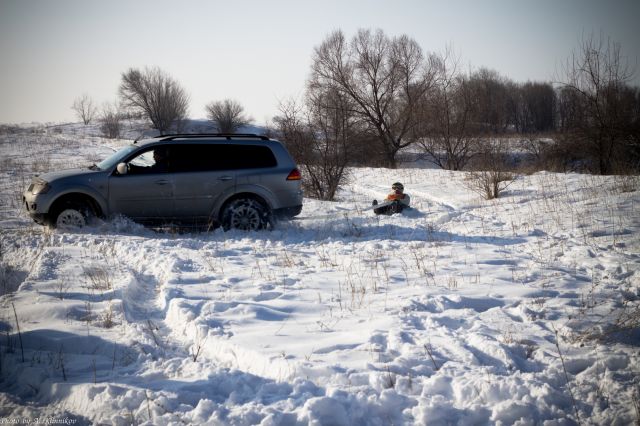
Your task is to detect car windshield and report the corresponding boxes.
[96,145,138,170]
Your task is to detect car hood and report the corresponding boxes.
[37,168,101,183]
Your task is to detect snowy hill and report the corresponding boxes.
[0,128,638,424]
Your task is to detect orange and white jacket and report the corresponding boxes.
[385,192,411,206]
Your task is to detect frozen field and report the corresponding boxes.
[0,128,639,425]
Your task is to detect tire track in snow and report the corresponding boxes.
[116,244,191,359]
[115,243,300,382]
[122,271,165,322]
[120,269,176,357]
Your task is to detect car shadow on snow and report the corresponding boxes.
[51,212,528,248]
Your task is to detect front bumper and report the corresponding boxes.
[23,194,50,225]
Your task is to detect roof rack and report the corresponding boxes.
[157,133,270,141]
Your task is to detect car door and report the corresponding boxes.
[171,144,237,219]
[107,147,174,219]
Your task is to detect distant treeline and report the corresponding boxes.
[274,29,639,179]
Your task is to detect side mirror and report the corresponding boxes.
[116,163,128,175]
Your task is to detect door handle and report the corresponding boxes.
[155,180,170,185]
[218,176,233,181]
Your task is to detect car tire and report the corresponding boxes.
[221,198,270,231]
[53,202,92,229]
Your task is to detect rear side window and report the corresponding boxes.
[170,144,277,172]
[227,145,278,169]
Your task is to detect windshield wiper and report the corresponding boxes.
[88,164,99,171]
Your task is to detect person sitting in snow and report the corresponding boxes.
[372,182,411,215]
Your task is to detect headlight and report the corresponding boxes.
[32,180,51,195]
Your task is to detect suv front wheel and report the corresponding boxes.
[221,198,270,231]
[53,202,92,229]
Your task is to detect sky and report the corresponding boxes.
[1,0,639,125]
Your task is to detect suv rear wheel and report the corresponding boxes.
[222,198,269,231]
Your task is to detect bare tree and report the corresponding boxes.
[205,99,253,133]
[274,89,356,201]
[310,29,437,168]
[465,140,515,199]
[306,86,358,200]
[559,32,637,174]
[419,48,479,170]
[512,82,556,134]
[274,98,308,164]
[100,101,122,139]
[119,67,189,135]
[466,68,512,134]
[71,94,97,125]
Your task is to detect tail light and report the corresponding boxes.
[286,168,302,181]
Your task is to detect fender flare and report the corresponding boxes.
[47,185,108,218]
[212,184,275,222]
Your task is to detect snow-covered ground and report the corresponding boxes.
[0,127,639,425]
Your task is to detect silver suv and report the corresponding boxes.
[23,134,303,230]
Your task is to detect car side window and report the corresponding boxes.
[227,145,277,169]
[126,147,170,174]
[129,150,154,167]
[170,145,222,173]
[169,144,276,173]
